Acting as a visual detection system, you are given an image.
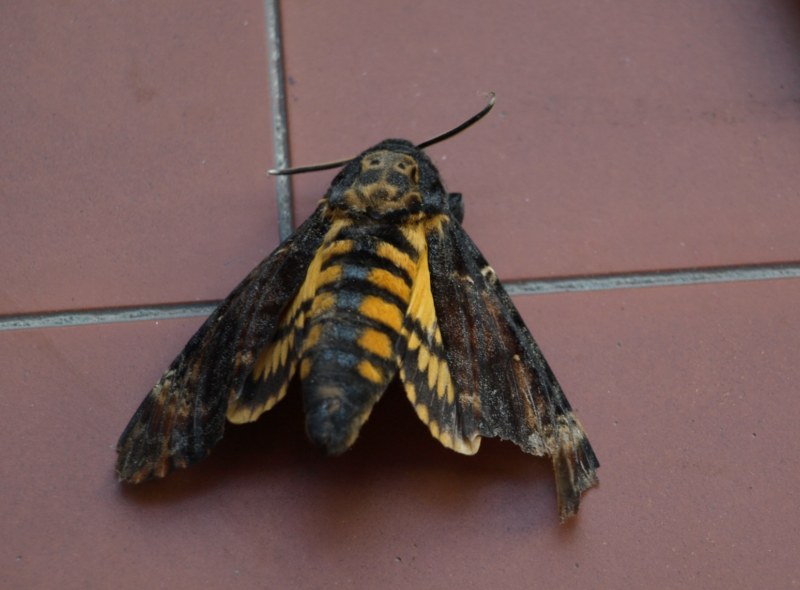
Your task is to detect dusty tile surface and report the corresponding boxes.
[3,280,799,588]
[3,1,799,588]
[281,0,800,280]
[1,0,277,314]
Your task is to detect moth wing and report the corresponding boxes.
[116,206,330,483]
[398,224,482,456]
[421,217,599,520]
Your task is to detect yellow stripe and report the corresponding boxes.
[407,331,421,351]
[299,358,311,379]
[279,221,353,325]
[417,345,430,372]
[359,295,403,332]
[252,335,291,381]
[368,268,411,302]
[227,365,295,425]
[252,346,271,380]
[357,360,384,384]
[429,420,440,439]
[437,369,452,403]
[279,336,289,368]
[427,355,439,390]
[321,239,353,262]
[399,223,429,253]
[405,247,436,331]
[404,377,417,404]
[270,339,280,376]
[310,291,335,317]
[357,328,394,359]
[301,324,322,354]
[376,241,417,280]
[317,264,342,287]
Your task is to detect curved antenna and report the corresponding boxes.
[415,92,496,150]
[267,157,352,176]
[268,92,496,176]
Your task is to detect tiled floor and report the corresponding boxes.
[2,1,799,588]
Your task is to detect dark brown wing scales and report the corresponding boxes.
[115,206,331,483]
[425,216,599,521]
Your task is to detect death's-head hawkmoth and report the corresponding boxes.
[116,94,599,521]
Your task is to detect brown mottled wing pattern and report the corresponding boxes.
[424,217,599,520]
[115,205,330,483]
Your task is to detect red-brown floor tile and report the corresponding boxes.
[282,1,800,280]
[3,279,798,588]
[1,1,277,315]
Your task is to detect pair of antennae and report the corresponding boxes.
[268,92,496,176]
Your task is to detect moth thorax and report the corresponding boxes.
[343,150,423,216]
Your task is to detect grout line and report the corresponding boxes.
[4,9,800,334]
[0,303,219,332]
[2,263,799,332]
[503,263,800,295]
[265,0,294,240]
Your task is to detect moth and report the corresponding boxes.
[116,95,599,520]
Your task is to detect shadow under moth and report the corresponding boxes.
[116,94,599,521]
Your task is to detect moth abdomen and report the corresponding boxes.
[298,228,424,454]
[302,377,375,456]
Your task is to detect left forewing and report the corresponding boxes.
[115,207,330,483]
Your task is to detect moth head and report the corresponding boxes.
[327,139,448,220]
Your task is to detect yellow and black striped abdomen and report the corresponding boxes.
[298,221,422,454]
[228,217,428,453]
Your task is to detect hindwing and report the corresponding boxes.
[225,220,350,426]
[398,221,481,455]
